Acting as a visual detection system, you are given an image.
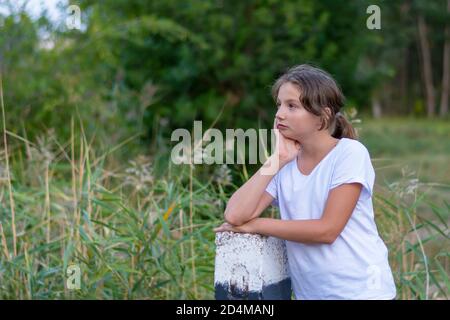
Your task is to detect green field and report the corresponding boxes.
[0,117,448,300]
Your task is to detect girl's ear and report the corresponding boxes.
[318,107,332,130]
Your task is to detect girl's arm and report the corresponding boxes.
[224,124,300,226]
[224,156,279,226]
[216,183,363,244]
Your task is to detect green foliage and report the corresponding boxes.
[0,0,449,300]
[0,117,448,299]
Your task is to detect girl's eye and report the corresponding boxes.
[288,104,296,109]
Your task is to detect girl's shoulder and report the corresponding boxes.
[338,138,371,158]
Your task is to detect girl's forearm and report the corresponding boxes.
[224,156,283,225]
[250,218,334,244]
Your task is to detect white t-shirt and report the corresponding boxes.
[265,137,397,300]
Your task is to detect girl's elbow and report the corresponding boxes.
[224,210,245,226]
[323,235,337,245]
[314,222,337,244]
[322,229,339,244]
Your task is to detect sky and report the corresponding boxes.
[0,0,67,23]
[0,0,83,49]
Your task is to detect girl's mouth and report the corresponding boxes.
[277,124,288,129]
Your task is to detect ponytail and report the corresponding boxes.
[332,112,358,140]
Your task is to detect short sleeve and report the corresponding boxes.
[330,142,375,199]
[265,172,279,207]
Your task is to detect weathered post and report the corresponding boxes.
[214,232,292,300]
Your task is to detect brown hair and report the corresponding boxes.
[271,64,358,140]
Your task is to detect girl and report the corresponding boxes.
[214,64,397,300]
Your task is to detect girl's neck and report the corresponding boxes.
[298,134,340,160]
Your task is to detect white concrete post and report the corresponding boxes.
[214,232,292,300]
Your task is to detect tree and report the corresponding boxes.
[440,0,449,117]
[417,12,436,117]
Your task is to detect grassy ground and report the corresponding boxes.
[360,117,450,183]
[360,117,450,220]
[0,114,448,299]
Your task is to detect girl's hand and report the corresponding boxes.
[273,119,301,166]
[213,221,256,234]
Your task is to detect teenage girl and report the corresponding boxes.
[214,64,397,300]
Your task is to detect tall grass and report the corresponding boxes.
[0,91,230,298]
[373,165,449,299]
[0,85,448,299]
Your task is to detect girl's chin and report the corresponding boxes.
[279,130,293,138]
[280,131,301,142]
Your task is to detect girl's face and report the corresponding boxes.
[275,82,322,141]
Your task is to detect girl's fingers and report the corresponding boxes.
[213,222,246,233]
[273,118,281,144]
[213,222,232,233]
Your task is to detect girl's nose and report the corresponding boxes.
[276,108,286,120]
